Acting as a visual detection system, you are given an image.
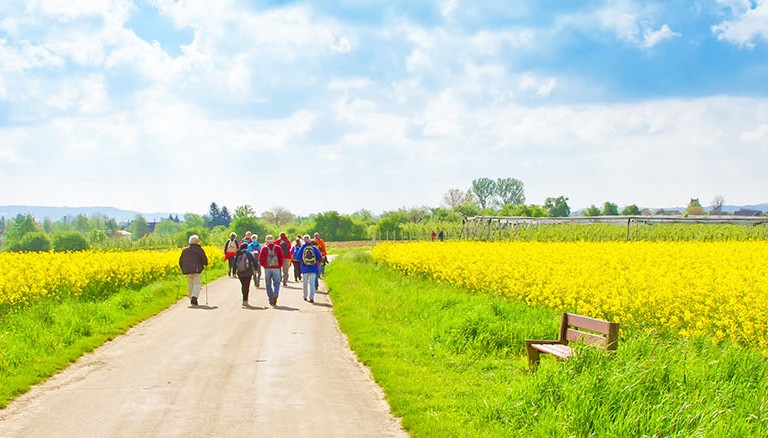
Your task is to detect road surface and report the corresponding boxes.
[0,274,407,437]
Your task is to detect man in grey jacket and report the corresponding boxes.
[179,235,209,306]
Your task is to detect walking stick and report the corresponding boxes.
[204,269,209,306]
[176,274,183,300]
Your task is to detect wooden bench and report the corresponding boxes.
[525,313,619,369]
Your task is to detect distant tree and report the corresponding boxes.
[18,232,51,252]
[583,205,602,216]
[52,231,89,252]
[13,213,39,237]
[375,211,408,238]
[711,196,725,214]
[404,206,431,223]
[72,214,90,232]
[183,213,206,229]
[602,202,619,216]
[496,178,525,206]
[313,211,368,241]
[205,202,231,228]
[262,206,295,227]
[232,205,270,239]
[498,203,549,217]
[470,178,497,209]
[130,215,149,240]
[621,204,642,215]
[544,196,571,217]
[351,209,376,225]
[443,188,471,209]
[219,206,232,227]
[43,217,54,233]
[155,219,185,236]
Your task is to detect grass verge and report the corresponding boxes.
[325,250,768,437]
[0,265,226,409]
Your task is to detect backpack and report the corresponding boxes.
[226,239,238,253]
[301,245,317,266]
[279,239,290,257]
[236,252,251,274]
[266,246,278,267]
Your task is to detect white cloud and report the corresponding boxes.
[740,123,768,141]
[642,24,680,48]
[712,1,768,47]
[519,74,557,97]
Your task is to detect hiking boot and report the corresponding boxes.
[309,299,314,303]
[191,296,198,306]
[273,296,278,305]
[242,300,247,306]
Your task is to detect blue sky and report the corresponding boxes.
[1,0,767,216]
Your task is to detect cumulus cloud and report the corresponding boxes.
[642,24,680,48]
[712,0,768,47]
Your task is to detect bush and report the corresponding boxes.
[52,231,89,252]
[17,232,52,252]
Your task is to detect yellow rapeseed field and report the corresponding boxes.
[372,241,768,348]
[0,246,219,311]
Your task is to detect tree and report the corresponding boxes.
[53,231,89,252]
[583,205,602,216]
[231,205,270,239]
[544,196,570,217]
[498,203,549,217]
[351,209,376,225]
[155,219,185,236]
[72,214,90,232]
[130,215,149,240]
[205,202,232,228]
[711,196,725,214]
[443,188,471,209]
[470,178,497,209]
[496,178,525,206]
[621,204,642,215]
[602,201,619,216]
[375,211,408,238]
[18,232,51,252]
[183,213,206,229]
[313,211,368,241]
[262,206,295,227]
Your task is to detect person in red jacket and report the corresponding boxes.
[276,232,292,286]
[259,235,285,306]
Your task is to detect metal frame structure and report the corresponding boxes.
[460,215,768,241]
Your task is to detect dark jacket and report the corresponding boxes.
[179,244,208,275]
[234,247,256,277]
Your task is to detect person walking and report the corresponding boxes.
[224,232,239,277]
[248,235,262,288]
[290,235,303,282]
[241,231,253,246]
[297,235,322,303]
[313,232,328,278]
[276,232,292,286]
[259,235,285,306]
[178,235,209,307]
[233,243,256,307]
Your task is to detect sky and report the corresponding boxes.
[1,0,767,217]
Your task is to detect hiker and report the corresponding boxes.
[178,235,209,307]
[276,232,292,285]
[247,235,262,288]
[431,230,437,241]
[297,234,323,303]
[311,238,322,290]
[259,235,285,306]
[233,243,257,306]
[241,231,253,246]
[290,235,303,282]
[224,232,239,277]
[313,232,328,278]
[438,230,445,241]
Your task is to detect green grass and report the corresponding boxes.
[0,265,226,408]
[325,251,768,437]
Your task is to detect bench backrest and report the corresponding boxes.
[559,313,619,350]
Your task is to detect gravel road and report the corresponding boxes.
[0,274,407,437]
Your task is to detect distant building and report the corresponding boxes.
[734,208,763,217]
[116,230,132,239]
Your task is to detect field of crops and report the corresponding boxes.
[0,246,219,314]
[372,241,768,348]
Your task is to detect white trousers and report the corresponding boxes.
[186,273,202,298]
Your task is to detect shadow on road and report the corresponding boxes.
[187,305,219,310]
[311,302,332,309]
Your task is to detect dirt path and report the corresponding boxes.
[0,274,407,437]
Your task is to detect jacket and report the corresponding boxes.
[296,243,322,274]
[179,244,208,275]
[259,243,284,269]
[233,249,256,277]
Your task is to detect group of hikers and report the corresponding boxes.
[178,231,328,308]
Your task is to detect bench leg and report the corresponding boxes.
[525,341,540,370]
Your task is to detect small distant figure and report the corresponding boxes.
[431,230,437,241]
[259,235,285,306]
[248,236,262,288]
[179,235,209,307]
[224,232,239,277]
[298,234,323,303]
[438,230,444,241]
[234,243,257,307]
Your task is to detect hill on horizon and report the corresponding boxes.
[0,205,181,223]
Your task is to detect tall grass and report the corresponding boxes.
[0,265,226,408]
[325,251,768,437]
